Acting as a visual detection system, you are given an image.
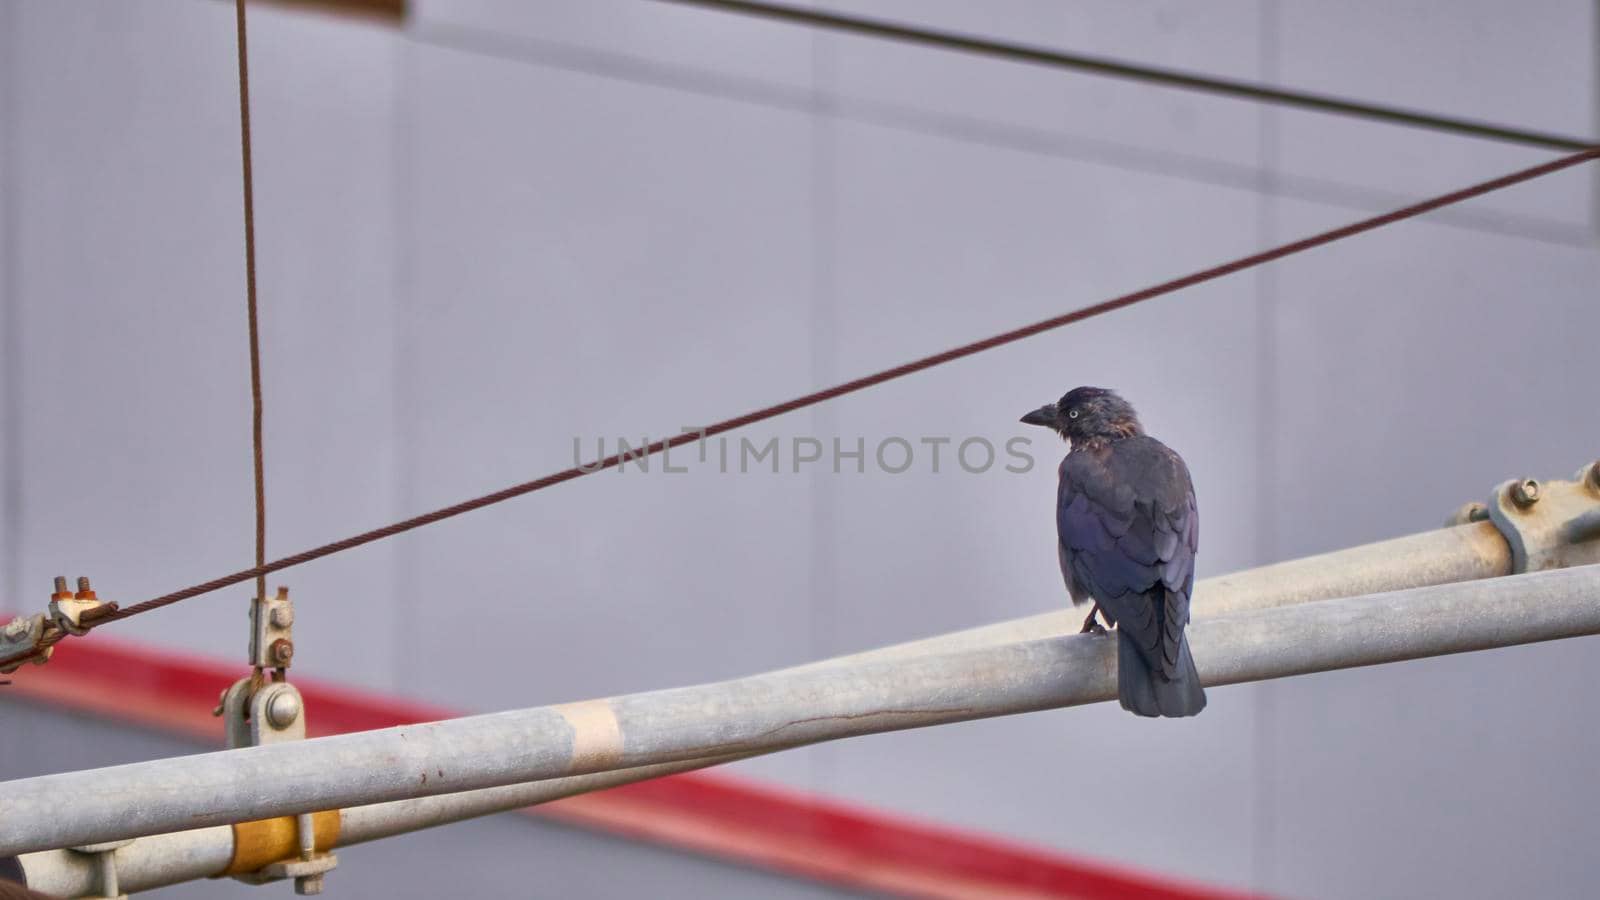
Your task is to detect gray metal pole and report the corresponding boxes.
[17,828,233,898]
[3,563,1595,859]
[11,521,1516,895]
[336,752,755,846]
[798,520,1511,670]
[3,521,1511,894]
[15,756,753,897]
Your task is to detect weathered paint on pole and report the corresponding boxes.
[15,757,751,897]
[797,520,1512,670]
[1,563,1594,859]
[8,522,1515,894]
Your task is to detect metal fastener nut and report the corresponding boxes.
[270,606,295,628]
[1447,502,1489,526]
[266,688,302,729]
[1510,479,1540,509]
[269,638,294,665]
[295,873,325,895]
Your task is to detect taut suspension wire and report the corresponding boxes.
[80,146,1598,632]
[235,0,269,604]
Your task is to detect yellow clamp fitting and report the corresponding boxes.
[223,810,341,876]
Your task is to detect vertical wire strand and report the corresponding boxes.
[235,0,267,603]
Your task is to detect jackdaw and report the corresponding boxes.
[1021,387,1205,718]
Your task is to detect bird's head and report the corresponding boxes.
[1020,386,1143,445]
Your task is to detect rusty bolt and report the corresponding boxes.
[1510,479,1540,509]
[270,605,295,629]
[76,577,91,593]
[269,638,295,666]
[52,576,68,594]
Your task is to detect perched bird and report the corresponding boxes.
[1021,387,1205,718]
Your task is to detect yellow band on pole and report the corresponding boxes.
[224,811,340,875]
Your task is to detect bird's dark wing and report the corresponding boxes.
[1057,436,1197,676]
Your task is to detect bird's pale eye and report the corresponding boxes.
[1068,409,1079,419]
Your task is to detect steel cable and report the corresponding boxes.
[2,148,1594,678]
[652,0,1597,152]
[80,146,1598,631]
[5,2,1589,677]
[236,0,269,604]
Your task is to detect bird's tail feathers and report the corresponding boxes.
[1116,630,1206,718]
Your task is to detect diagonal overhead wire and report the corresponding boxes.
[55,145,1593,638]
[650,0,1597,153]
[1,148,1593,677]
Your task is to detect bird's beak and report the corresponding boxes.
[1020,404,1057,427]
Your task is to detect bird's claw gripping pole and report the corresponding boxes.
[1077,605,1107,635]
[0,577,119,682]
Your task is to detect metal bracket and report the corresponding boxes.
[1,577,117,676]
[1483,460,1600,574]
[251,585,296,671]
[67,840,133,900]
[220,678,307,749]
[0,614,52,676]
[50,577,108,636]
[232,844,338,895]
[215,586,337,895]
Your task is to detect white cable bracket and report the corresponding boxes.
[213,586,338,895]
[1,577,118,678]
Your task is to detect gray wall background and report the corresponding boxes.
[1,1,1598,898]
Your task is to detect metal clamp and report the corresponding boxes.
[251,586,296,671]
[232,832,338,896]
[215,586,338,894]
[0,614,52,676]
[1,577,117,676]
[68,839,133,900]
[50,577,105,636]
[1482,460,1600,574]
